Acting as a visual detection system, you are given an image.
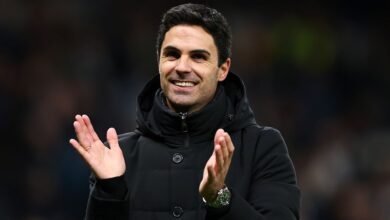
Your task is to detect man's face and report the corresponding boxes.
[158,25,230,113]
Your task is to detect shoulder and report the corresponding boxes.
[115,131,146,159]
[243,125,288,154]
[244,125,285,142]
[118,130,141,144]
[118,131,141,141]
[117,131,143,148]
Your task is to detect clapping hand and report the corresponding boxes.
[69,114,126,179]
[199,129,234,202]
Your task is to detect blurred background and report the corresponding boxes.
[0,0,389,219]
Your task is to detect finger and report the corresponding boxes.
[206,150,216,167]
[73,120,92,149]
[219,136,229,161]
[82,114,100,141]
[215,144,224,173]
[75,115,93,144]
[106,127,119,150]
[78,115,94,144]
[221,133,234,173]
[69,138,88,158]
[214,128,224,146]
[223,132,235,154]
[207,163,216,182]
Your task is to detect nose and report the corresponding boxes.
[174,56,191,73]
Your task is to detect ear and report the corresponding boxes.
[218,58,231,81]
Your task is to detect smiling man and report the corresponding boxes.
[70,3,300,220]
[159,24,230,113]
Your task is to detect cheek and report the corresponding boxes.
[200,72,219,92]
[159,61,176,75]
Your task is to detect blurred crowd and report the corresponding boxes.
[0,0,389,219]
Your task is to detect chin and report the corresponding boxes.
[172,100,193,108]
[167,98,195,112]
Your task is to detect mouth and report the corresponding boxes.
[171,80,197,87]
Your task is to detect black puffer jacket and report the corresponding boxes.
[85,72,301,220]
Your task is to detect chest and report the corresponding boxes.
[120,133,254,217]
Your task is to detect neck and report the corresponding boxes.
[165,99,201,114]
[163,87,220,114]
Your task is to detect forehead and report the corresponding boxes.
[162,25,217,53]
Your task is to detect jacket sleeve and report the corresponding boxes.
[84,174,129,220]
[206,127,301,220]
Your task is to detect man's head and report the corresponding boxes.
[156,3,232,113]
[156,3,232,67]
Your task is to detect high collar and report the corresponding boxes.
[151,86,227,145]
[136,72,256,147]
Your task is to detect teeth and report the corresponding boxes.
[174,81,195,87]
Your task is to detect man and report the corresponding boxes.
[70,3,300,220]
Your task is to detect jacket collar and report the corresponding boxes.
[142,86,227,147]
[135,72,256,147]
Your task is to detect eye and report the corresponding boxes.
[191,53,207,61]
[164,50,180,60]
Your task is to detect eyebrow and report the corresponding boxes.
[190,49,211,57]
[162,46,211,56]
[162,46,179,52]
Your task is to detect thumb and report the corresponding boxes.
[106,127,119,149]
[207,163,216,182]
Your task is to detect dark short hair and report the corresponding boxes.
[156,3,232,66]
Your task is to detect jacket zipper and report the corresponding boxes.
[179,112,190,147]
